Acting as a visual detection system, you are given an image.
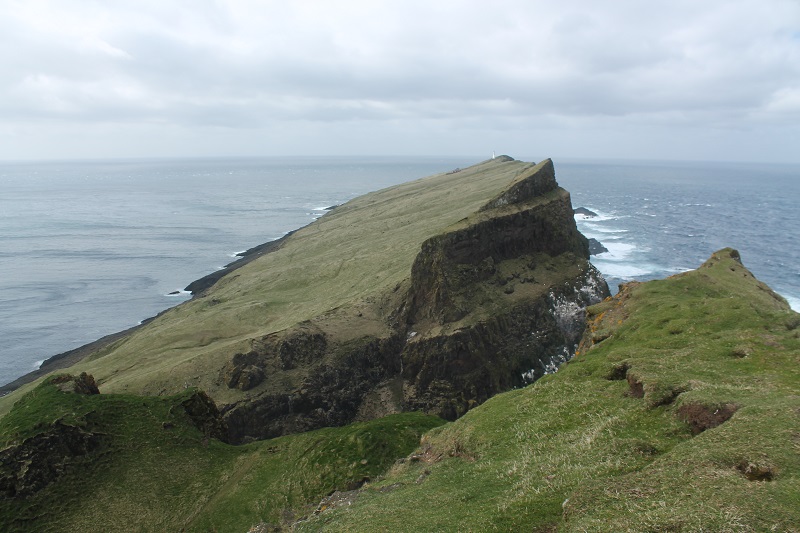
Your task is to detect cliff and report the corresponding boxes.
[0,157,607,444]
[293,248,800,532]
[2,249,797,532]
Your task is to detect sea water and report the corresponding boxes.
[557,159,800,310]
[1,156,798,387]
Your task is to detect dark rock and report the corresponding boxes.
[573,207,599,218]
[220,159,609,438]
[50,372,100,395]
[405,188,590,322]
[180,391,228,442]
[0,420,103,499]
[220,325,329,392]
[480,159,558,211]
[221,351,266,391]
[402,266,607,419]
[587,238,609,255]
[223,335,403,443]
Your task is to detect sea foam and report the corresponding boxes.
[785,294,800,312]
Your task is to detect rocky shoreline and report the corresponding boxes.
[0,229,301,397]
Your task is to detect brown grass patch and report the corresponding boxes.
[677,402,738,435]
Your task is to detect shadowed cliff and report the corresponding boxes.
[0,157,608,444]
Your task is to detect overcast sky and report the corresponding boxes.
[1,0,798,162]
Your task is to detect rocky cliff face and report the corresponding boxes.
[0,158,607,444]
[219,159,608,442]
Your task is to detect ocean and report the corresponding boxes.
[1,156,798,387]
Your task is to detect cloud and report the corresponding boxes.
[1,0,799,161]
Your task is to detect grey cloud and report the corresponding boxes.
[1,0,799,161]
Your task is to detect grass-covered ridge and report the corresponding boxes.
[0,156,550,416]
[0,374,444,532]
[3,155,602,446]
[298,249,800,532]
[2,250,797,531]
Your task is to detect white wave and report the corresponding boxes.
[593,242,637,261]
[592,260,654,279]
[582,224,629,234]
[784,294,800,312]
[312,205,332,211]
[34,359,44,370]
[166,290,192,297]
[576,225,621,241]
[229,250,247,257]
[573,208,617,222]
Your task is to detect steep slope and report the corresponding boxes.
[298,249,800,532]
[0,157,607,443]
[3,250,797,531]
[0,373,443,532]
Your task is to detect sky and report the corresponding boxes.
[1,0,799,163]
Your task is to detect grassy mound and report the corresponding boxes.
[297,249,800,532]
[0,376,443,532]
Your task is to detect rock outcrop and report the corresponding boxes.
[587,238,609,255]
[1,158,608,445]
[0,374,105,499]
[219,159,608,442]
[0,421,103,499]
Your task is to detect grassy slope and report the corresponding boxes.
[0,157,544,417]
[298,249,800,532]
[0,377,444,532]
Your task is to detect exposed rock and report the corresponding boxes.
[9,158,607,447]
[51,372,100,395]
[480,158,559,211]
[180,391,229,442]
[395,162,607,419]
[573,207,598,218]
[587,238,608,255]
[0,421,103,499]
[220,325,329,391]
[214,159,609,441]
[223,334,403,443]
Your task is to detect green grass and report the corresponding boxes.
[3,251,797,531]
[296,249,800,532]
[0,376,444,532]
[0,157,548,416]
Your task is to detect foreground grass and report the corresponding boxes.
[299,249,800,532]
[0,380,443,532]
[4,248,797,531]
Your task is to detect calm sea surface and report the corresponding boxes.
[1,156,798,386]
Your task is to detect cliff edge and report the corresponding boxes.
[0,157,608,443]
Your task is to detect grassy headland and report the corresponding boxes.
[297,249,800,532]
[0,156,545,414]
[1,156,604,446]
[2,153,796,531]
[2,248,796,531]
[0,374,443,531]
